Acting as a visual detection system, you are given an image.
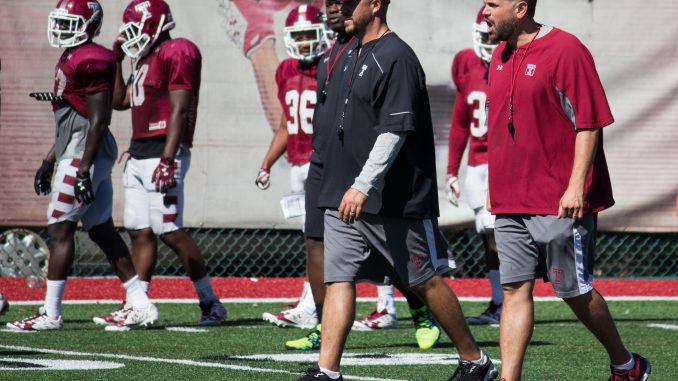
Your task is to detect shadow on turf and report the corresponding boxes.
[0,350,44,356]
[347,340,550,350]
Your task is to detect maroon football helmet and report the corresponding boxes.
[120,0,176,59]
[48,0,103,48]
[283,4,330,62]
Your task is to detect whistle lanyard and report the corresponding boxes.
[507,27,540,135]
[326,36,355,83]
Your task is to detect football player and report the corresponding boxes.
[7,0,157,331]
[446,6,502,325]
[217,0,326,132]
[95,0,226,330]
[255,4,329,332]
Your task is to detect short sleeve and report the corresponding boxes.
[163,41,201,91]
[77,57,115,94]
[374,57,423,133]
[555,38,614,129]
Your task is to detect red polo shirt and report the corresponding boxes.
[487,27,615,215]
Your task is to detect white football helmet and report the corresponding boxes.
[283,4,330,62]
[473,6,498,63]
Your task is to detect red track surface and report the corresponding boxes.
[1,277,677,301]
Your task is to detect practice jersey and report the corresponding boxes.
[487,27,614,215]
[52,42,116,117]
[130,38,201,147]
[276,58,317,165]
[447,49,489,176]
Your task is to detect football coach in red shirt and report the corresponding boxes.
[483,1,651,380]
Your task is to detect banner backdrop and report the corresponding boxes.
[1,0,676,232]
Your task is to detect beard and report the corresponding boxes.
[490,15,519,43]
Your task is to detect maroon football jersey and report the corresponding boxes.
[487,27,614,215]
[130,38,201,147]
[276,58,317,165]
[52,42,116,117]
[447,49,490,176]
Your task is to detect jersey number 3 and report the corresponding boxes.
[285,89,316,135]
[467,91,487,138]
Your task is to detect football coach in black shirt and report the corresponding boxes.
[303,1,498,380]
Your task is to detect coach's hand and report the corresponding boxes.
[152,156,177,193]
[255,168,271,190]
[74,171,95,205]
[446,175,460,207]
[558,185,584,219]
[339,188,368,224]
[34,160,55,196]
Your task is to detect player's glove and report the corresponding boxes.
[74,171,95,205]
[217,0,281,56]
[151,156,177,193]
[255,168,271,190]
[446,175,460,207]
[34,160,55,196]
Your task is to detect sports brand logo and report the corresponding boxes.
[525,64,537,76]
[359,64,368,77]
[496,64,503,71]
[551,268,562,284]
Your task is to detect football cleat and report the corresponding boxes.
[296,370,343,381]
[0,293,8,315]
[93,301,131,325]
[467,302,502,325]
[609,353,651,381]
[105,304,159,332]
[262,302,318,329]
[352,308,397,331]
[449,353,498,381]
[198,300,227,326]
[411,306,441,350]
[7,307,63,331]
[285,324,321,351]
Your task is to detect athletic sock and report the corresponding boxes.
[140,280,150,294]
[612,352,635,371]
[488,269,504,305]
[124,275,151,310]
[44,279,66,319]
[193,276,218,304]
[319,367,341,379]
[470,351,488,365]
[377,284,396,314]
[297,281,316,315]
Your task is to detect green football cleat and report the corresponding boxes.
[410,307,441,350]
[285,324,321,351]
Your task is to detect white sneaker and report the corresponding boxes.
[7,307,63,331]
[93,301,131,325]
[198,300,227,326]
[352,308,398,331]
[105,304,159,332]
[262,301,318,329]
[0,293,8,315]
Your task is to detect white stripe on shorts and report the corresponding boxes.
[573,226,593,295]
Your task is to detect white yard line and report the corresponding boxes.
[647,323,678,331]
[0,345,408,381]
[8,296,678,305]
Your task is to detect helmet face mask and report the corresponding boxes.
[473,7,498,63]
[47,0,102,48]
[283,5,330,62]
[120,0,175,60]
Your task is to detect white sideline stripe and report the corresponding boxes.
[8,296,678,305]
[0,345,408,381]
[647,323,678,331]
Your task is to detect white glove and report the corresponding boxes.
[255,168,271,190]
[446,175,460,207]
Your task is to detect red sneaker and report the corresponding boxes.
[609,353,651,381]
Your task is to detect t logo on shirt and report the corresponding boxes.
[359,64,368,77]
[525,64,537,76]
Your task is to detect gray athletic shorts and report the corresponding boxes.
[495,214,597,298]
[323,209,452,287]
